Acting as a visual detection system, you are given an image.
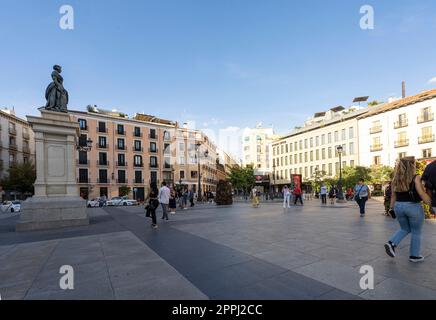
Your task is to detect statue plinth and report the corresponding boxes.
[16,110,88,232]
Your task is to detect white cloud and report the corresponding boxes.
[428,77,436,84]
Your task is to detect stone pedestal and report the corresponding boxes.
[16,110,88,232]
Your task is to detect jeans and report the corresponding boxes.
[161,203,169,220]
[294,195,303,205]
[283,194,291,207]
[389,202,424,257]
[321,194,327,204]
[356,196,368,214]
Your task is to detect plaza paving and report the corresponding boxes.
[1,199,436,300]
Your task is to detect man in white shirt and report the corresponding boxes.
[159,181,171,220]
[320,183,327,205]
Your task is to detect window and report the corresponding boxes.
[350,160,355,167]
[419,126,434,144]
[79,169,88,183]
[191,171,198,179]
[334,131,339,142]
[321,134,325,145]
[164,131,171,140]
[98,122,106,133]
[418,107,433,123]
[299,140,303,150]
[98,136,107,148]
[117,124,125,135]
[135,171,143,183]
[117,138,125,150]
[78,151,88,165]
[179,156,185,165]
[134,140,142,152]
[78,119,87,130]
[150,142,157,152]
[289,143,293,152]
[315,136,319,147]
[310,151,313,161]
[118,170,126,183]
[257,145,261,153]
[117,154,125,166]
[398,152,407,159]
[294,142,298,151]
[328,163,332,176]
[328,133,332,144]
[316,149,319,161]
[310,138,313,148]
[321,148,326,160]
[134,155,143,167]
[180,170,185,179]
[341,129,346,141]
[304,153,307,162]
[349,127,354,139]
[328,147,332,159]
[79,134,88,147]
[349,142,354,155]
[99,169,108,183]
[150,156,157,167]
[299,153,302,163]
[134,126,141,137]
[150,128,156,139]
[294,154,298,164]
[164,157,171,168]
[98,152,108,165]
[373,156,381,165]
[304,139,308,149]
[423,148,432,158]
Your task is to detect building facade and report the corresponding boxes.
[271,106,366,189]
[0,108,35,179]
[358,89,436,167]
[242,126,279,175]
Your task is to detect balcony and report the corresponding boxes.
[149,148,158,153]
[148,133,157,140]
[134,179,145,184]
[369,126,382,134]
[9,127,17,135]
[97,127,108,133]
[9,143,17,150]
[163,164,173,171]
[77,177,90,184]
[96,143,108,149]
[370,144,383,152]
[116,129,126,136]
[132,146,144,152]
[116,179,128,184]
[149,163,159,169]
[97,160,110,166]
[77,159,90,166]
[23,131,30,140]
[133,162,144,168]
[116,145,126,151]
[79,125,88,131]
[394,119,408,129]
[418,113,434,124]
[418,135,435,144]
[97,178,110,184]
[394,139,409,148]
[133,131,143,138]
[116,161,127,167]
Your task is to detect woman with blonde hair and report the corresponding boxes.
[384,157,432,262]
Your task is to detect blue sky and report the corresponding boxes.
[1,0,436,142]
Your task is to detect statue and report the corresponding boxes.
[44,65,69,112]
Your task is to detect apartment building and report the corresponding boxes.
[358,89,436,167]
[174,126,218,193]
[271,106,366,188]
[70,108,177,201]
[242,126,280,175]
[0,108,35,179]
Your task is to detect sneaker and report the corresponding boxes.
[152,224,158,229]
[409,256,424,263]
[360,214,365,217]
[384,242,396,258]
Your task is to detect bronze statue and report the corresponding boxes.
[44,65,68,112]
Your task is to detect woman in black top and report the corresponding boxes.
[147,185,159,229]
[384,157,432,262]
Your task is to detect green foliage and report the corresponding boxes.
[215,180,233,205]
[368,100,382,106]
[338,166,372,189]
[228,166,255,192]
[307,170,327,191]
[0,162,36,194]
[369,165,394,185]
[119,185,131,197]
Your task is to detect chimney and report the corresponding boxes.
[402,81,406,98]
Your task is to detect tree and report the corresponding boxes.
[119,185,131,197]
[307,170,327,191]
[369,165,393,185]
[228,166,255,193]
[215,180,233,205]
[0,162,36,195]
[338,166,372,189]
[368,100,382,106]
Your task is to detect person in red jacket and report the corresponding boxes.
[293,186,303,205]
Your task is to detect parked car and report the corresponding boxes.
[1,201,21,213]
[87,198,102,208]
[106,196,138,206]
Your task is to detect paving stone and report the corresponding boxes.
[360,278,436,300]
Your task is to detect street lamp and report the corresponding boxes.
[195,142,209,202]
[272,163,276,196]
[336,145,345,202]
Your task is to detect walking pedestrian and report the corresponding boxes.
[158,181,171,221]
[320,183,327,205]
[252,187,260,207]
[328,185,337,205]
[282,185,291,208]
[293,185,303,205]
[189,188,195,207]
[384,157,432,263]
[146,184,159,229]
[422,159,436,216]
[353,179,370,217]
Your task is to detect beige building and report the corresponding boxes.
[70,107,221,200]
[0,108,35,179]
[271,106,366,188]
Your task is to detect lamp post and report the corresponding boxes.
[195,142,209,202]
[336,145,345,202]
[272,163,276,196]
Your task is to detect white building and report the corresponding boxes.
[0,108,35,179]
[242,125,280,174]
[357,89,436,167]
[271,105,366,187]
